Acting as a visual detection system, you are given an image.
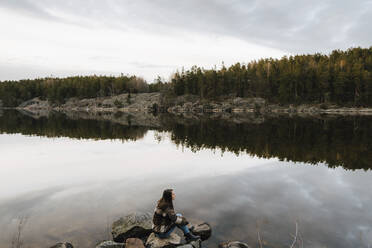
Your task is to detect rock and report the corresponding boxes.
[183,102,194,111]
[96,240,124,248]
[18,97,51,111]
[145,232,181,248]
[49,242,74,248]
[112,212,153,242]
[177,240,201,248]
[219,241,250,248]
[189,222,212,241]
[176,244,193,248]
[126,238,145,248]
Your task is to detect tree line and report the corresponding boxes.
[1,47,372,107]
[170,47,372,106]
[0,75,154,107]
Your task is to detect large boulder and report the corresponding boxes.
[219,241,250,248]
[145,232,181,248]
[96,240,124,248]
[49,242,74,248]
[112,212,153,243]
[189,222,212,241]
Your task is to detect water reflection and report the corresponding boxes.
[0,109,372,248]
[167,115,372,170]
[1,110,372,170]
[0,133,371,248]
[0,110,148,141]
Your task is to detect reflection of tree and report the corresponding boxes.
[0,111,148,141]
[1,110,371,170]
[166,116,372,170]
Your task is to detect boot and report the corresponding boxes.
[185,232,200,242]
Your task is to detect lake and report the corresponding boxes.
[1,110,372,248]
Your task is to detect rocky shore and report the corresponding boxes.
[48,212,245,248]
[10,93,372,116]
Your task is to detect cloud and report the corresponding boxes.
[0,62,120,81]
[0,0,63,22]
[1,0,371,53]
[0,0,371,80]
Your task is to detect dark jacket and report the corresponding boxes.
[152,204,186,234]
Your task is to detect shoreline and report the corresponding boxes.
[2,93,372,116]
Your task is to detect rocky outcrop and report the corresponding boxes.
[164,95,372,115]
[167,97,266,114]
[112,212,153,243]
[15,93,372,116]
[219,241,251,248]
[16,93,162,114]
[18,97,51,110]
[58,93,161,113]
[49,242,74,248]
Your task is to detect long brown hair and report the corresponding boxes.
[157,189,174,210]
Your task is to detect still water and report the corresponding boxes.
[0,110,372,248]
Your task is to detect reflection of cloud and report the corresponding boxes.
[0,186,64,223]
[1,162,372,247]
[173,164,372,247]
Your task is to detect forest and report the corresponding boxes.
[1,47,372,107]
[0,75,157,107]
[170,47,372,106]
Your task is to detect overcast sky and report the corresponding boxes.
[1,0,371,81]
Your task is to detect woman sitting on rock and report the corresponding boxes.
[152,189,200,242]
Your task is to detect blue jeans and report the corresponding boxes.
[156,213,190,239]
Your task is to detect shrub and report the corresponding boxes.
[114,99,123,108]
